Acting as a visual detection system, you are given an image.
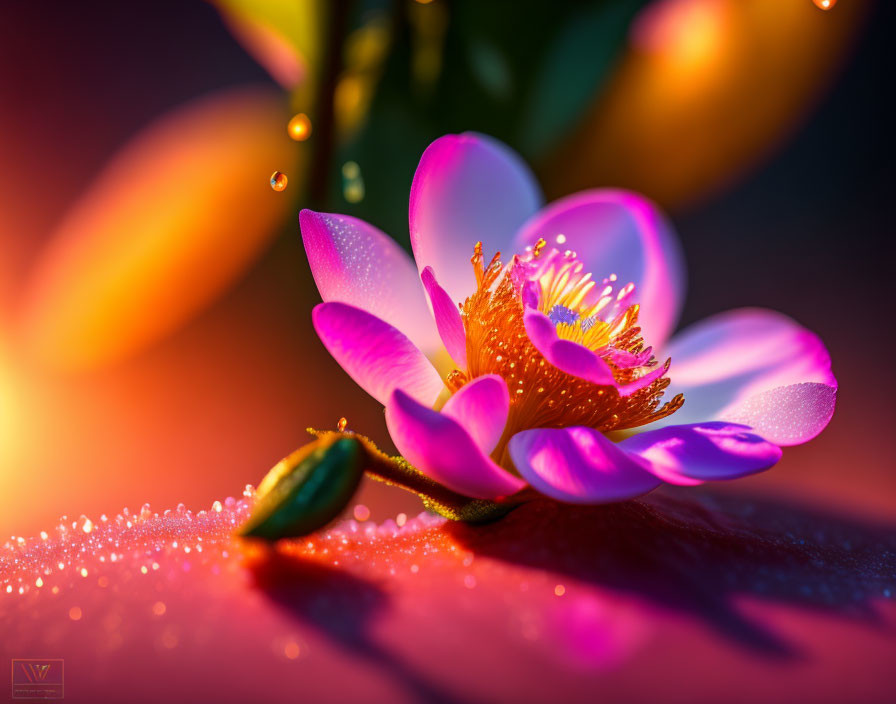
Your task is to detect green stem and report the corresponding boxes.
[308,428,531,523]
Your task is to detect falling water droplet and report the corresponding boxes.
[812,0,836,9]
[287,113,312,141]
[270,171,288,191]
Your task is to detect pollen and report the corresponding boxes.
[458,243,682,463]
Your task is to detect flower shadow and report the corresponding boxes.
[246,547,458,703]
[447,488,896,657]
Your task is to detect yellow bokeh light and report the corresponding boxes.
[287,112,312,141]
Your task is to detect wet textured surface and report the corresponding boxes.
[1,487,895,703]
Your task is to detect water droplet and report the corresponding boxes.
[555,233,567,245]
[270,171,288,191]
[353,504,370,522]
[287,113,312,141]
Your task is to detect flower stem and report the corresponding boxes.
[308,429,529,523]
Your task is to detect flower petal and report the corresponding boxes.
[301,210,439,354]
[409,133,542,304]
[721,382,837,448]
[662,308,837,445]
[508,426,661,504]
[312,302,444,407]
[385,389,525,500]
[513,189,685,348]
[420,266,467,368]
[441,374,508,455]
[620,422,782,485]
[523,309,618,388]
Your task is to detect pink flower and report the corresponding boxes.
[300,133,836,504]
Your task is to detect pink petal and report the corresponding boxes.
[420,266,467,368]
[508,426,661,504]
[722,382,837,447]
[441,374,509,455]
[620,422,782,485]
[513,190,685,348]
[662,308,837,445]
[385,389,525,500]
[312,302,444,407]
[522,309,620,390]
[409,133,542,304]
[300,210,439,354]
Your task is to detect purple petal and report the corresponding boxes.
[620,422,782,484]
[385,389,525,500]
[662,308,837,445]
[409,133,542,304]
[441,374,509,455]
[312,302,444,407]
[508,426,661,504]
[300,210,439,353]
[420,266,467,368]
[513,189,685,348]
[523,308,617,389]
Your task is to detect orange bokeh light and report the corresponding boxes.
[543,0,868,208]
[287,112,312,141]
[18,86,298,371]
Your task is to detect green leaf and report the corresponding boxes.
[239,433,365,540]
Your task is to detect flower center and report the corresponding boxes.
[448,240,683,463]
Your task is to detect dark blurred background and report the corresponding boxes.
[0,0,893,536]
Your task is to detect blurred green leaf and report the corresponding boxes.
[516,0,645,157]
[326,0,648,237]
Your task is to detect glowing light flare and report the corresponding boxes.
[631,0,732,90]
[813,0,836,9]
[19,86,298,371]
[287,113,312,141]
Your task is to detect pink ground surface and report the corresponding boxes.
[2,486,894,703]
